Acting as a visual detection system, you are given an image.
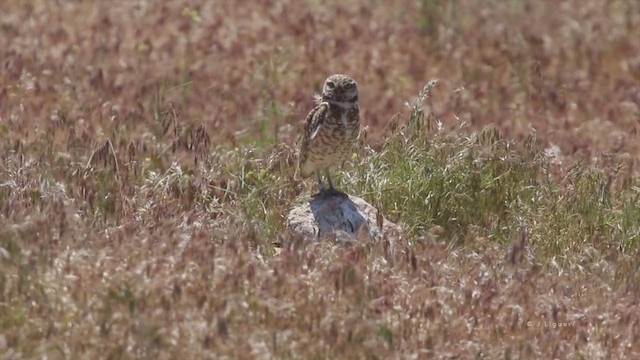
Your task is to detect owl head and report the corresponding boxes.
[322,74,358,103]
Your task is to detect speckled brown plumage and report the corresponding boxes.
[298,74,360,192]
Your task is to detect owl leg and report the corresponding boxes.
[316,170,325,192]
[325,169,334,190]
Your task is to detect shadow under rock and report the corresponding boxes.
[309,189,366,238]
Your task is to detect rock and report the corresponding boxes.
[287,190,401,241]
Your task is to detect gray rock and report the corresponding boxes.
[287,190,401,241]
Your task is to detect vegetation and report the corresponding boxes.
[1,0,639,358]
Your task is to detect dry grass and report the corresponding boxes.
[2,0,640,358]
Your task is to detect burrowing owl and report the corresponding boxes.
[298,74,360,193]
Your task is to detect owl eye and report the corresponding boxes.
[345,83,353,89]
[326,81,335,89]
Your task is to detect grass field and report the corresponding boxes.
[2,0,640,358]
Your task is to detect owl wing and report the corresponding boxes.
[304,102,329,141]
[297,102,329,178]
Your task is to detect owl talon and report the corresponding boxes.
[316,171,325,192]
